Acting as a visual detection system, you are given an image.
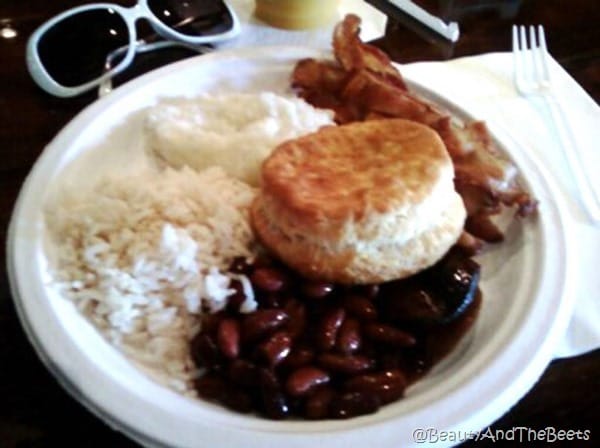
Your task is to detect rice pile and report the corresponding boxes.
[45,166,257,393]
[145,92,334,186]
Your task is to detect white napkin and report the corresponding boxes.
[400,53,600,359]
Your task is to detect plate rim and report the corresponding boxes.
[7,45,574,448]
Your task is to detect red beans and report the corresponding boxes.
[259,368,290,419]
[250,267,289,292]
[280,346,314,370]
[283,299,306,340]
[190,251,480,420]
[363,323,416,347]
[343,295,377,321]
[217,318,240,359]
[228,359,259,387]
[336,318,362,354]
[304,386,335,419]
[301,281,335,299]
[316,307,346,351]
[257,331,292,367]
[344,370,407,404]
[195,373,253,413]
[191,333,222,370]
[286,366,330,396]
[317,353,374,374]
[241,309,289,342]
[330,391,381,419]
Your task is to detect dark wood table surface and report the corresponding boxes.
[1,0,598,446]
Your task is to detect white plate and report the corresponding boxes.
[7,46,573,448]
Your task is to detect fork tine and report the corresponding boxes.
[528,25,542,83]
[512,25,520,52]
[518,25,533,87]
[518,24,526,51]
[528,25,537,48]
[513,25,527,89]
[537,25,552,83]
[512,25,521,88]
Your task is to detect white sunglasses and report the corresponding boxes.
[26,0,240,97]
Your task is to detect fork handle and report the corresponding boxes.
[542,95,600,224]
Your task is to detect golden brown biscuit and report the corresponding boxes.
[251,119,466,283]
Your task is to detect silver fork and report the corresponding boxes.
[512,24,600,224]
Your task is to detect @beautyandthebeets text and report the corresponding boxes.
[412,426,591,444]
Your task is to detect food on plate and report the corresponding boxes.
[251,119,466,283]
[45,166,258,392]
[145,92,334,186]
[44,14,539,422]
[292,14,538,252]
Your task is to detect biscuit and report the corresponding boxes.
[251,119,466,283]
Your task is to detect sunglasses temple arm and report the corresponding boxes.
[98,40,214,97]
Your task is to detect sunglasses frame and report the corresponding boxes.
[26,0,240,97]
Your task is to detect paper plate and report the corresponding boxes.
[7,46,573,448]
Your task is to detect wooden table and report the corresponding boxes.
[1,0,598,446]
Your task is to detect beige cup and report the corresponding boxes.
[254,0,339,29]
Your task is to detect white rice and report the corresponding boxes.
[45,92,334,394]
[145,92,334,186]
[45,166,258,392]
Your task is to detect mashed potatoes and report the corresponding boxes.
[145,92,335,186]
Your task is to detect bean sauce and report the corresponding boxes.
[191,247,481,419]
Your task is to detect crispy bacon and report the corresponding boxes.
[432,118,491,159]
[332,13,406,89]
[292,58,348,94]
[291,14,538,244]
[342,70,445,125]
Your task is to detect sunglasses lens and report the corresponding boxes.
[148,0,234,36]
[37,8,129,87]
